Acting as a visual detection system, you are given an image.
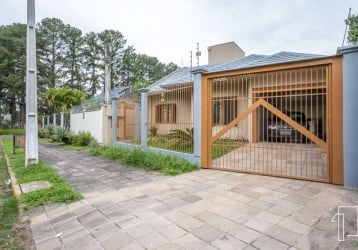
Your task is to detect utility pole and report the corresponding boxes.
[104,44,111,104]
[25,0,38,166]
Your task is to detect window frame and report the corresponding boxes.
[212,97,238,126]
[155,103,177,124]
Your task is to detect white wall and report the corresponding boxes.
[70,109,103,144]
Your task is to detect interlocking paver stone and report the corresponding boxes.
[266,225,300,246]
[288,212,319,226]
[279,218,310,235]
[174,234,206,249]
[137,231,169,249]
[36,237,62,250]
[208,217,237,232]
[157,242,185,250]
[159,223,187,240]
[211,234,247,250]
[126,223,154,239]
[20,180,51,193]
[254,211,284,224]
[175,215,205,231]
[99,232,133,249]
[90,222,123,242]
[194,210,221,224]
[192,224,225,243]
[252,235,289,250]
[244,218,274,233]
[229,224,261,244]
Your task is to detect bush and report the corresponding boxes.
[44,125,55,138]
[149,126,158,137]
[167,127,194,153]
[38,128,47,138]
[74,131,94,146]
[51,126,72,143]
[65,133,77,145]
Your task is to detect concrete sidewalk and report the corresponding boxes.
[29,142,358,249]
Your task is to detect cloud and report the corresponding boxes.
[1,0,357,65]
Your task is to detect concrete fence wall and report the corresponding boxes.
[70,109,103,144]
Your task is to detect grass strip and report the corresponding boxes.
[2,138,82,210]
[0,154,19,249]
[0,129,25,135]
[90,146,198,176]
[40,138,91,151]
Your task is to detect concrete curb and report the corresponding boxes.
[0,139,22,197]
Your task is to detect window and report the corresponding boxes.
[212,98,237,125]
[155,103,176,123]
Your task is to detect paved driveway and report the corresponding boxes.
[29,142,358,250]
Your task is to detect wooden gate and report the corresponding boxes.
[117,101,135,141]
[201,58,343,184]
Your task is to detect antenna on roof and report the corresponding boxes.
[196,43,201,66]
[342,8,352,46]
[190,51,193,69]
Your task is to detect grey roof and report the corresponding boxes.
[93,86,132,101]
[148,67,193,92]
[148,51,328,92]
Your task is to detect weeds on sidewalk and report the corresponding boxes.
[90,146,198,175]
[1,138,82,210]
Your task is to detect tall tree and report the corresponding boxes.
[37,18,67,88]
[120,46,137,86]
[120,51,179,87]
[1,18,179,122]
[132,54,179,84]
[346,14,358,44]
[61,24,84,90]
[98,30,127,89]
[83,32,102,97]
[0,23,26,127]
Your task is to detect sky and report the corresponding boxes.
[1,0,357,67]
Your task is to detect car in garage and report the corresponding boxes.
[268,111,309,143]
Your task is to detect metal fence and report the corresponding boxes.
[147,83,194,153]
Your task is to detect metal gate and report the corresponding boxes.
[204,66,331,182]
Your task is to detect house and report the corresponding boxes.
[70,86,139,145]
[147,51,327,140]
[113,44,358,188]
